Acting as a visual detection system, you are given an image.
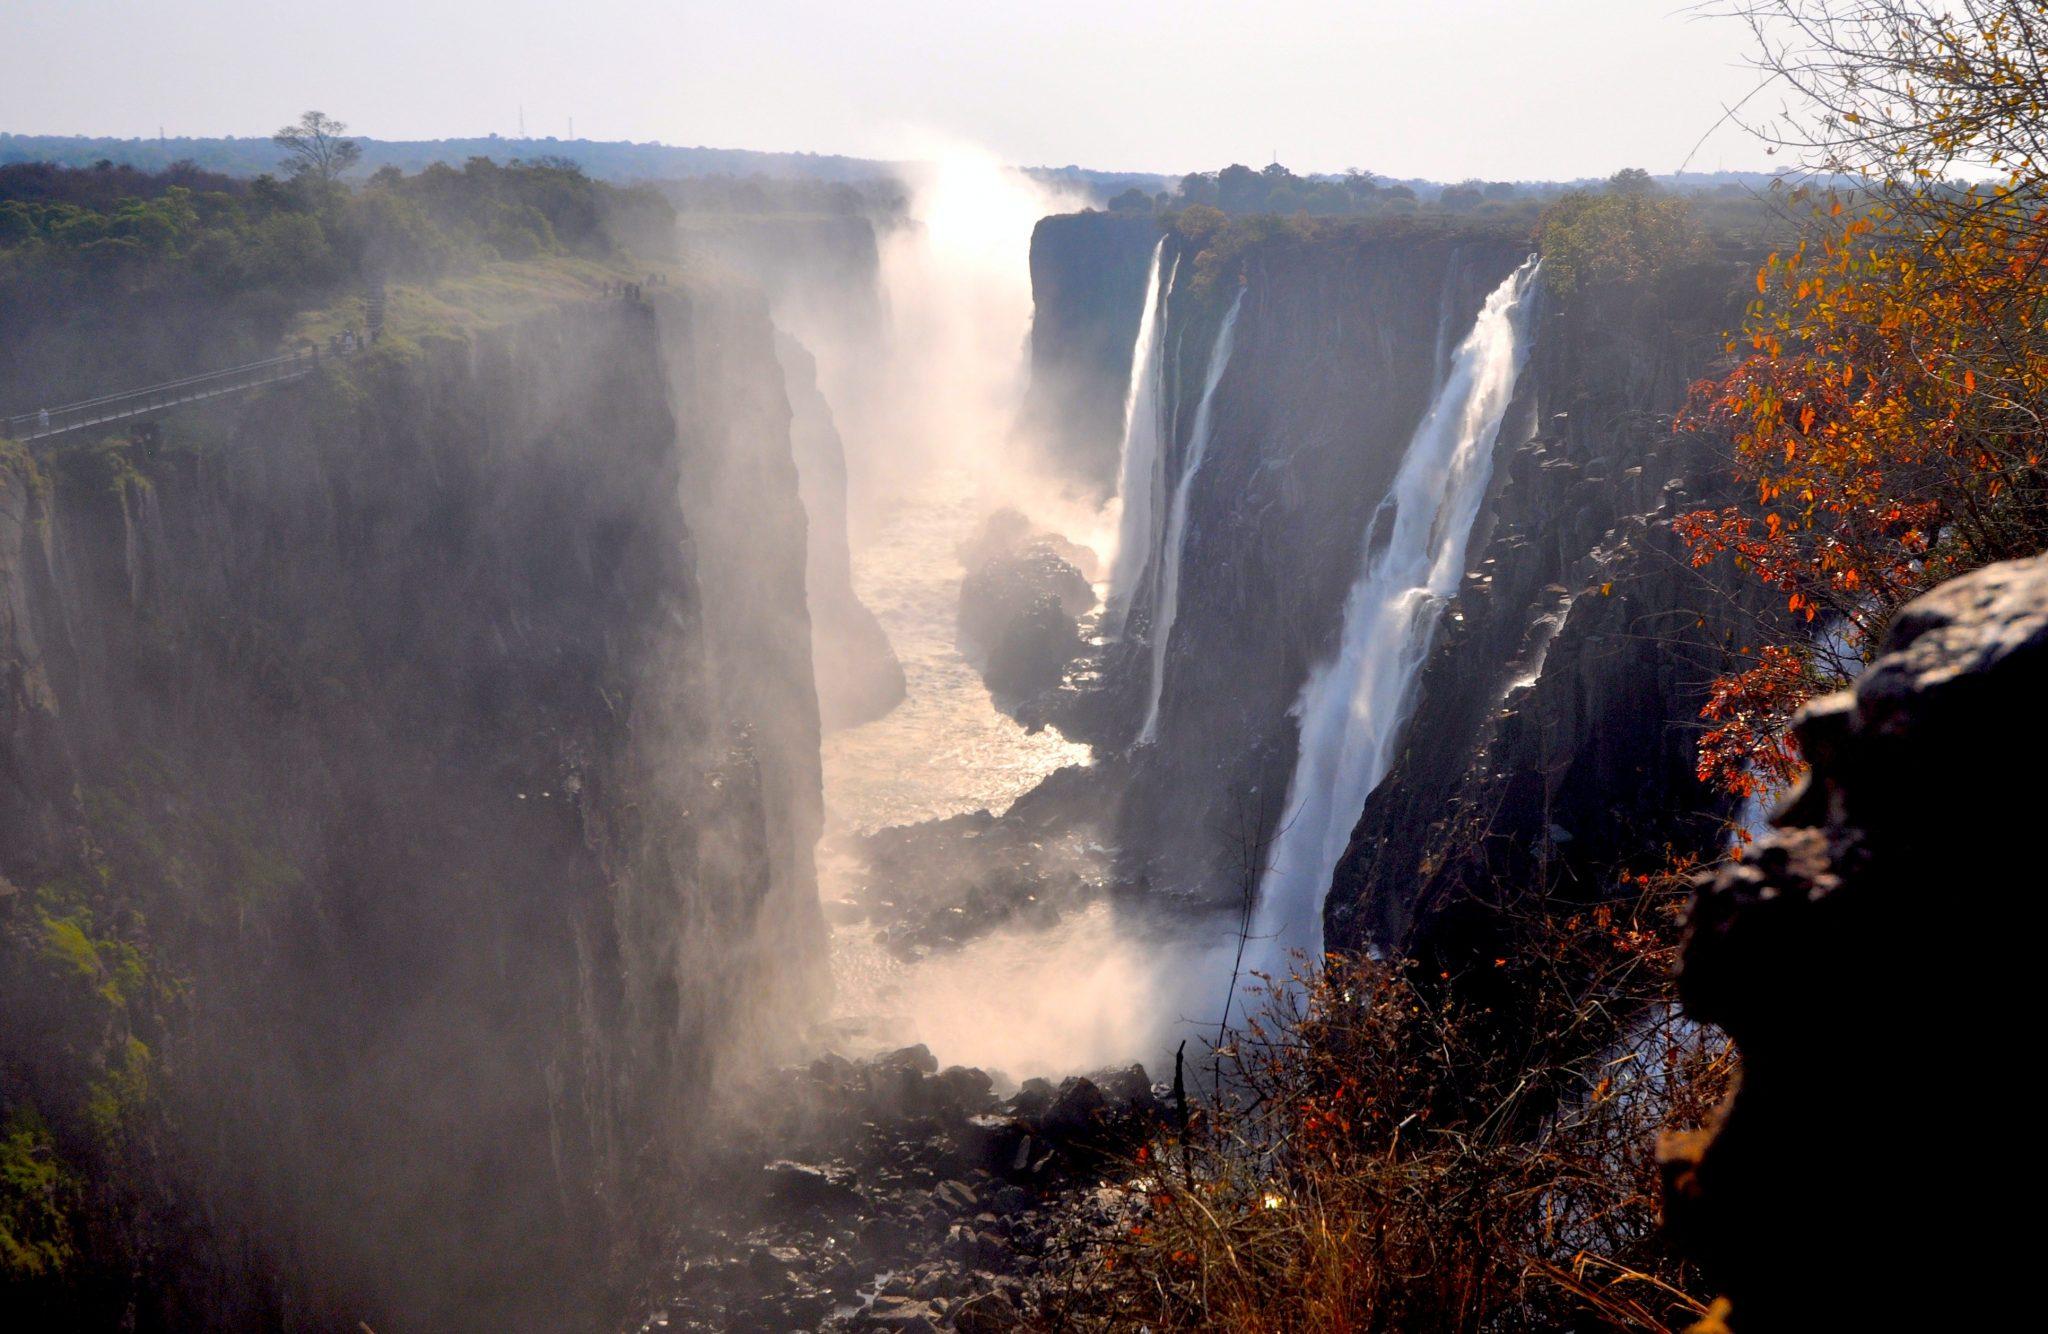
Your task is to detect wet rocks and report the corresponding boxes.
[837,794,1112,962]
[763,1160,865,1215]
[956,508,1098,712]
[636,1040,1174,1331]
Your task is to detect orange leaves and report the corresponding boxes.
[1693,646,1815,800]
[1675,183,2048,801]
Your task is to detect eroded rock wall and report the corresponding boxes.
[0,291,826,1327]
[1325,260,1756,959]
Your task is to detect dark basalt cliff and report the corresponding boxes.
[1019,212,1160,495]
[1662,553,2046,1333]
[1106,229,1528,907]
[1326,260,1757,957]
[0,290,825,1327]
[1022,218,1758,944]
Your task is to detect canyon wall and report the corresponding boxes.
[1023,216,1755,951]
[1327,257,1757,958]
[1018,211,1159,495]
[0,288,825,1327]
[1085,225,1528,907]
[677,212,905,729]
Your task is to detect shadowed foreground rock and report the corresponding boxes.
[1663,552,2048,1332]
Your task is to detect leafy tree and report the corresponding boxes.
[1537,184,1708,296]
[272,111,361,187]
[1675,0,2048,798]
[1608,166,1656,195]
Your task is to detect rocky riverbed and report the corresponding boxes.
[631,1044,1167,1332]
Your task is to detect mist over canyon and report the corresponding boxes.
[6,28,2042,1328]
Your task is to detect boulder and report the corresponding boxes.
[1663,554,2048,1332]
[1039,1076,1110,1139]
[761,1160,862,1215]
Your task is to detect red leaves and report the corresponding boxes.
[1694,646,1816,799]
[1675,190,2048,802]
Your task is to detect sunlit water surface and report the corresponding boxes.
[816,468,1228,1080]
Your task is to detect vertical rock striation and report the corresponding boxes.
[1324,260,1756,959]
[0,289,827,1327]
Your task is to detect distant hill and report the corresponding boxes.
[0,132,1175,203]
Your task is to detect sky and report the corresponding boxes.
[0,1,1776,181]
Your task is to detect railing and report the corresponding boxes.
[4,348,327,443]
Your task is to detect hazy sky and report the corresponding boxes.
[1,1,1774,180]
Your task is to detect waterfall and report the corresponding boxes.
[1137,286,1247,745]
[1243,256,1541,980]
[1102,238,1177,640]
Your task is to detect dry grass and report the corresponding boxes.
[1041,871,1733,1333]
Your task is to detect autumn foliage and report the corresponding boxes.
[1047,869,1732,1333]
[1675,1,2048,800]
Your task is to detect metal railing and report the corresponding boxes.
[4,348,326,443]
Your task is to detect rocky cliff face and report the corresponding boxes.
[1018,212,1160,495]
[0,289,826,1327]
[778,333,906,729]
[1021,219,1755,949]
[1099,228,1529,907]
[1326,260,1756,958]
[1661,553,2046,1334]
[676,213,906,732]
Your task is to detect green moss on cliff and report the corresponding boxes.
[0,1104,80,1282]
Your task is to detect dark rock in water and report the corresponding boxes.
[956,509,1097,712]
[843,783,1113,960]
[762,1160,863,1214]
[1663,554,2048,1334]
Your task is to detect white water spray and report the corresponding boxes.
[1244,256,1541,982]
[1102,239,1176,639]
[1137,286,1247,744]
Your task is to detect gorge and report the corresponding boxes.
[3,123,2008,1334]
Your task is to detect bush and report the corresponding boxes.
[1046,870,1731,1332]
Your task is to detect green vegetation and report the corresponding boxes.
[1172,163,1438,217]
[0,131,676,407]
[0,1105,79,1282]
[1537,171,1715,296]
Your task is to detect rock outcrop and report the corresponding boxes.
[779,332,906,729]
[1661,552,2048,1334]
[1018,211,1160,495]
[955,509,1095,716]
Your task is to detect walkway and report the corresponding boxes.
[4,348,330,444]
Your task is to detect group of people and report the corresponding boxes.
[601,273,667,302]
